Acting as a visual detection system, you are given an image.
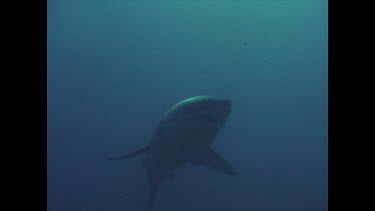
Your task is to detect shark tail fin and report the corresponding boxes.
[192,147,237,175]
[106,144,155,160]
[145,182,159,210]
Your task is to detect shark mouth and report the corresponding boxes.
[196,114,224,123]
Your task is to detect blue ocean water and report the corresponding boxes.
[47,0,328,211]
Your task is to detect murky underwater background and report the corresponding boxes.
[47,0,327,210]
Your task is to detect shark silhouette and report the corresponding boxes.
[107,96,236,210]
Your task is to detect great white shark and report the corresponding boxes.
[107,96,236,210]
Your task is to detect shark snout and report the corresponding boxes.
[217,99,231,115]
[204,99,231,121]
[221,99,231,110]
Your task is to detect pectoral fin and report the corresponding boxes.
[191,148,237,175]
[107,142,161,161]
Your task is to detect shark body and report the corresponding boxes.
[108,96,236,210]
